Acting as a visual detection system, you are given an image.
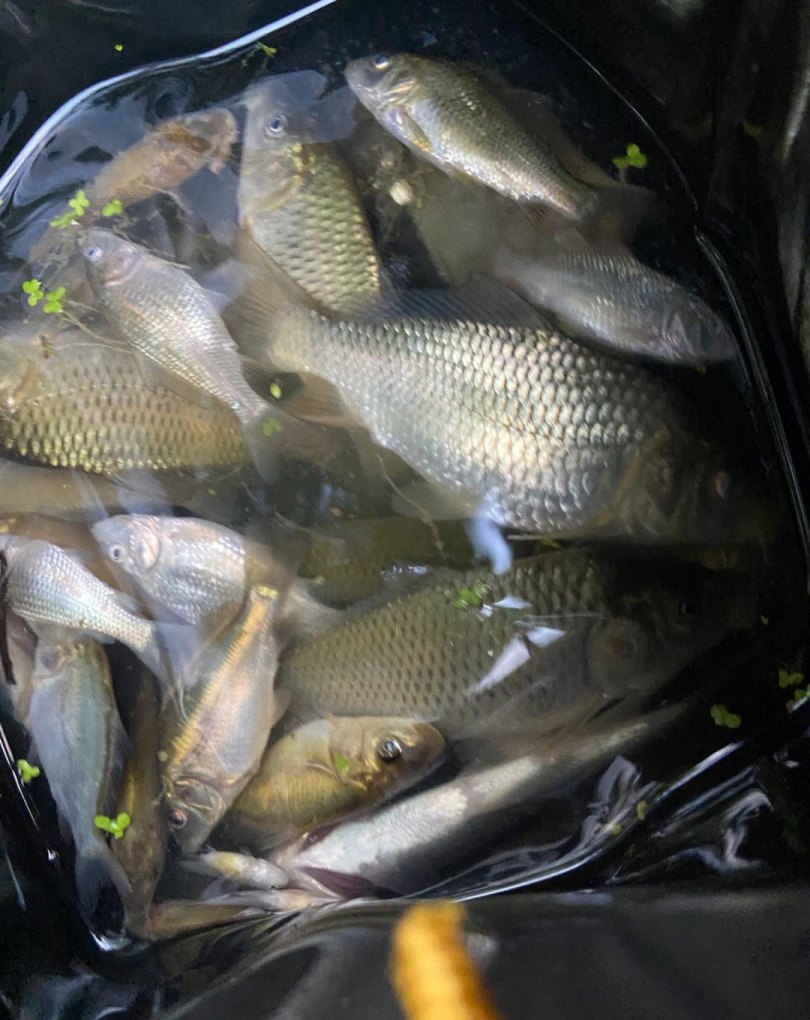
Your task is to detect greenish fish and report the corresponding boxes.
[228,716,446,848]
[112,677,168,936]
[300,516,473,605]
[345,53,597,218]
[259,283,762,543]
[279,549,757,738]
[160,584,287,853]
[28,635,130,914]
[0,325,247,474]
[0,535,164,677]
[239,72,383,315]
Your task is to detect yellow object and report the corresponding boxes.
[391,901,502,1020]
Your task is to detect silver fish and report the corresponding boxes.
[81,229,268,429]
[0,535,163,676]
[491,247,737,365]
[91,514,338,637]
[259,283,766,543]
[28,635,130,913]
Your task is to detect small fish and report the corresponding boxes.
[91,514,338,637]
[228,716,446,847]
[88,108,237,209]
[112,677,167,936]
[345,53,597,218]
[92,514,254,628]
[160,585,287,853]
[0,325,248,474]
[28,109,238,288]
[82,230,339,469]
[256,280,764,544]
[81,229,269,429]
[239,72,383,315]
[280,549,757,738]
[0,535,163,676]
[300,516,473,605]
[28,635,130,914]
[491,248,737,365]
[272,709,675,896]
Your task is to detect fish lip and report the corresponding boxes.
[344,58,377,101]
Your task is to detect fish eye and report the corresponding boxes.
[108,543,125,563]
[264,112,288,137]
[372,53,390,71]
[167,808,187,830]
[376,737,403,761]
[84,244,103,262]
[714,470,732,500]
[678,600,697,619]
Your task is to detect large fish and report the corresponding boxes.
[0,535,163,676]
[345,53,598,218]
[491,248,737,365]
[257,282,764,543]
[160,584,287,853]
[239,72,383,315]
[227,716,446,848]
[279,549,757,738]
[0,325,248,474]
[28,635,130,914]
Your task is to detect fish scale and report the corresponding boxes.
[279,549,756,738]
[346,53,596,217]
[271,301,687,536]
[239,77,383,315]
[0,335,247,474]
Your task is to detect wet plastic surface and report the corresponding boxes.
[2,0,810,1016]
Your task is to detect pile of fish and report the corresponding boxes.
[0,51,771,937]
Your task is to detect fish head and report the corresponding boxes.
[345,54,424,139]
[617,427,776,545]
[333,716,446,795]
[164,773,225,853]
[92,514,162,587]
[661,295,737,364]
[588,555,759,698]
[81,228,143,289]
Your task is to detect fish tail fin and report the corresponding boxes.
[230,228,322,363]
[75,839,132,918]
